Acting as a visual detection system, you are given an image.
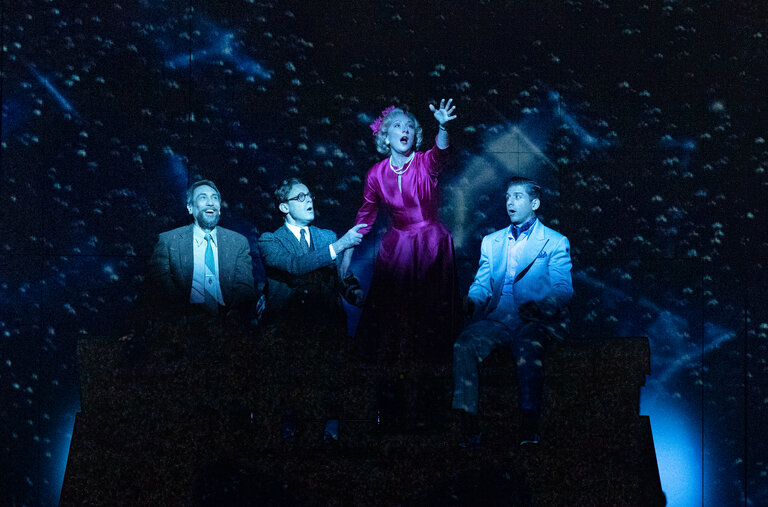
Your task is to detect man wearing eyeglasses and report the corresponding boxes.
[258,177,366,441]
[259,177,367,324]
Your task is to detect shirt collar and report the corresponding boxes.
[284,222,309,241]
[193,224,217,245]
[508,217,537,240]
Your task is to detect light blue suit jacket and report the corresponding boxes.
[468,219,573,320]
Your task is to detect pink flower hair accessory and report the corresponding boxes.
[369,105,397,136]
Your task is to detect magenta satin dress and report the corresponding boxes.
[354,142,459,364]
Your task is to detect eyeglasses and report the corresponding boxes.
[287,192,313,203]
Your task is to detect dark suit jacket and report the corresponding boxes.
[147,224,257,319]
[258,224,346,329]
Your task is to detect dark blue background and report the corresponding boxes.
[1,1,765,505]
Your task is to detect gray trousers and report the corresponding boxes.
[452,319,545,415]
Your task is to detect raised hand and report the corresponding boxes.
[429,98,457,126]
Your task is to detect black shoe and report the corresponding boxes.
[281,413,297,440]
[323,419,339,442]
[458,432,482,448]
[519,432,540,446]
[376,409,401,435]
[376,380,405,434]
[519,409,540,446]
[227,406,255,431]
[453,409,481,448]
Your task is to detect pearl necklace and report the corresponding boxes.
[389,152,415,192]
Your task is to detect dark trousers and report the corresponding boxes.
[452,319,545,415]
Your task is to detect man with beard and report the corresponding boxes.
[147,179,258,323]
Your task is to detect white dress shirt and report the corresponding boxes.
[284,222,336,259]
[488,221,536,324]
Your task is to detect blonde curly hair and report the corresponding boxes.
[374,107,423,155]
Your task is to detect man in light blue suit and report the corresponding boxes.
[452,176,573,446]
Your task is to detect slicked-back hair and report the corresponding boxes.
[374,107,423,155]
[274,177,304,213]
[506,176,541,201]
[186,179,221,206]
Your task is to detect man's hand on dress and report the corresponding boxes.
[334,224,367,254]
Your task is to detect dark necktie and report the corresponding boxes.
[299,229,310,254]
[512,218,536,240]
[204,233,218,315]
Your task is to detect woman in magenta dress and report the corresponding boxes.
[341,99,460,366]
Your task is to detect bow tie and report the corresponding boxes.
[510,217,536,240]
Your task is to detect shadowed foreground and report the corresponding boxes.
[61,323,664,506]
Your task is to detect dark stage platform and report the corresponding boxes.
[60,325,664,506]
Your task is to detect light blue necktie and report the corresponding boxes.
[204,233,218,314]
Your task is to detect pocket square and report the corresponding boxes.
[537,250,547,258]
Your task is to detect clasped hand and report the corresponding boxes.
[338,223,367,250]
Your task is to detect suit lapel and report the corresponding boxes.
[310,225,334,251]
[178,224,194,292]
[217,228,232,295]
[307,225,317,251]
[490,228,508,303]
[277,225,301,254]
[492,229,507,284]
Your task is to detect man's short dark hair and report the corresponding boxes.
[274,177,303,212]
[506,176,541,200]
[186,179,220,206]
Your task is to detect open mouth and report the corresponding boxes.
[400,136,408,144]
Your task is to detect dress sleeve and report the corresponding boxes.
[353,165,381,235]
[423,137,450,177]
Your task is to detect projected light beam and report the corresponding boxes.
[165,30,271,80]
[548,91,606,148]
[573,270,734,507]
[641,394,702,507]
[572,270,737,386]
[444,93,610,249]
[445,124,559,248]
[24,62,79,117]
